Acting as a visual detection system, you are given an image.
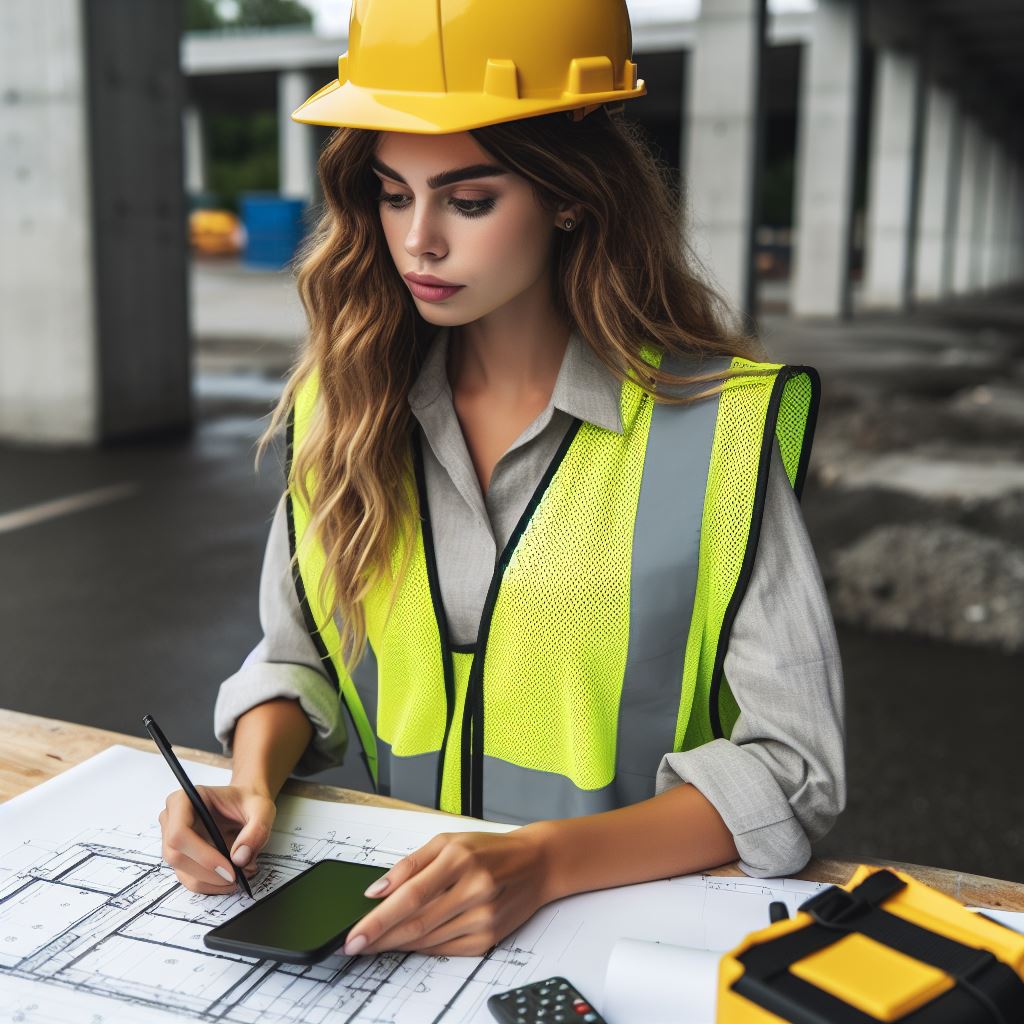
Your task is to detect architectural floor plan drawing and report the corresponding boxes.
[0,745,845,1024]
[0,824,550,1024]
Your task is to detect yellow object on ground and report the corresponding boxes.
[189,209,243,256]
[718,864,1024,1023]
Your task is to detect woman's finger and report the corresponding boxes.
[389,900,498,953]
[361,834,450,902]
[161,792,241,887]
[344,851,461,955]
[357,872,483,954]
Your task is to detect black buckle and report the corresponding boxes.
[800,870,908,931]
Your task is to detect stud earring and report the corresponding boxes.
[563,218,576,231]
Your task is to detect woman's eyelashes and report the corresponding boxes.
[377,191,497,219]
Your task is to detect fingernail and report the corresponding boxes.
[363,877,389,898]
[232,845,252,867]
[344,933,367,956]
[215,866,235,884]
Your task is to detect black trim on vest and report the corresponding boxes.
[284,406,377,790]
[459,417,584,819]
[412,428,458,812]
[708,366,821,739]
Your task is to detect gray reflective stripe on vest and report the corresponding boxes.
[348,641,443,808]
[615,353,729,781]
[348,636,380,788]
[376,738,439,807]
[481,756,658,824]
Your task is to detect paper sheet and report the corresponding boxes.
[5,746,1015,1024]
[604,938,719,1024]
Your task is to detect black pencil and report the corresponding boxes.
[143,713,254,899]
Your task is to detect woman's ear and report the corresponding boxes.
[554,207,582,231]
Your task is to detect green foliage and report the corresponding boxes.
[185,0,222,31]
[205,112,280,212]
[184,0,312,31]
[233,0,313,28]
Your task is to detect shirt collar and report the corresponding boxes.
[407,324,623,435]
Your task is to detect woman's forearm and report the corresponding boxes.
[229,698,314,799]
[525,783,739,903]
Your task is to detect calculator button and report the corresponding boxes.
[583,1016,597,1023]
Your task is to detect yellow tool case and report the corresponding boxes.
[717,865,1024,1023]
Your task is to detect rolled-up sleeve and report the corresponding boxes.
[213,493,347,775]
[655,438,846,877]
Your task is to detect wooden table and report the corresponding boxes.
[4,709,1023,912]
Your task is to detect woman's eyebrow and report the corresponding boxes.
[370,158,507,189]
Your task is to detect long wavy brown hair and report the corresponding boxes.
[257,105,765,672]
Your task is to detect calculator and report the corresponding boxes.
[487,976,606,1023]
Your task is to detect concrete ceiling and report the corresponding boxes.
[924,0,1024,118]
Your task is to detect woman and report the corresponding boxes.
[159,0,845,959]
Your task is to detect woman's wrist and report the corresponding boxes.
[518,818,572,905]
[515,784,740,905]
[227,698,315,801]
[228,772,276,799]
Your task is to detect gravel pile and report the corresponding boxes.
[825,523,1024,654]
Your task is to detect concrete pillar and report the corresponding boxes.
[791,0,863,319]
[969,133,993,291]
[1006,162,1022,284]
[952,118,982,294]
[1007,161,1021,283]
[278,70,315,201]
[183,104,206,196]
[0,0,190,445]
[863,46,922,309]
[913,84,958,302]
[983,145,1004,289]
[685,0,767,318]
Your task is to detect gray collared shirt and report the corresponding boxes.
[215,325,846,878]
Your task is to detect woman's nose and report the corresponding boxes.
[403,202,447,260]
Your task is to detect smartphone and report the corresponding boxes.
[203,859,390,964]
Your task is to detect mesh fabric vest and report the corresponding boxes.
[286,349,819,823]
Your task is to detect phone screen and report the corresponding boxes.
[204,859,390,961]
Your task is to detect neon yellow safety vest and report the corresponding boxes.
[286,349,819,823]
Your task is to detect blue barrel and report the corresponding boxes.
[240,193,307,270]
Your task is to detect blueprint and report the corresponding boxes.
[0,745,835,1024]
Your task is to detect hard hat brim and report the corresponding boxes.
[291,78,646,134]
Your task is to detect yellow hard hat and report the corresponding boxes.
[291,0,646,134]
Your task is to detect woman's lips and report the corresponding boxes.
[407,280,465,302]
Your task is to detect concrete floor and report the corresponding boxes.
[1,262,1021,883]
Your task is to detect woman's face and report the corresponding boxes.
[372,131,570,327]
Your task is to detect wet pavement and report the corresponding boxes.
[1,262,1021,883]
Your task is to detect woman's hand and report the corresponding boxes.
[343,824,555,958]
[159,784,277,894]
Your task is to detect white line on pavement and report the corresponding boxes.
[0,483,140,535]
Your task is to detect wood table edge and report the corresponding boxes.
[3,709,1022,910]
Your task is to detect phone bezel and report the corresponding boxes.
[202,858,390,964]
